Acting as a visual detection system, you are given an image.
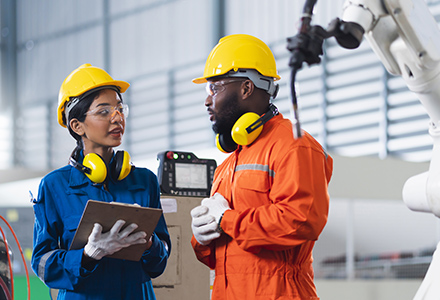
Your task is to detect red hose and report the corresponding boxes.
[0,215,31,300]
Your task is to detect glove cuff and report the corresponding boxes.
[217,212,225,233]
[84,243,104,260]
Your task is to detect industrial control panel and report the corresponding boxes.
[157,151,217,197]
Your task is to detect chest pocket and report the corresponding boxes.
[234,169,272,208]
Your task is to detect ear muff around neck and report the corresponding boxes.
[70,150,133,183]
[216,133,238,153]
[231,112,262,146]
[82,153,108,183]
[112,150,133,181]
[215,104,279,153]
[216,112,262,153]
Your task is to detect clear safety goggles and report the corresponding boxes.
[205,78,245,96]
[85,103,129,121]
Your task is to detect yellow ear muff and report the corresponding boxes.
[215,104,278,153]
[115,151,132,181]
[216,134,229,153]
[82,153,107,184]
[216,134,239,153]
[231,112,263,146]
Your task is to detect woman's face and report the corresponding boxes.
[73,89,126,155]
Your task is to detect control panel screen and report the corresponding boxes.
[157,150,217,197]
[175,163,207,189]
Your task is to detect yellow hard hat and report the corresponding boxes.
[57,63,130,128]
[193,34,281,84]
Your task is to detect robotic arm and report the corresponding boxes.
[339,0,440,218]
[288,0,440,216]
[339,1,440,299]
[288,1,440,298]
[342,0,440,76]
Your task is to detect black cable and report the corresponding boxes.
[288,0,318,138]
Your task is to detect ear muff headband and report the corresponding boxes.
[215,104,279,153]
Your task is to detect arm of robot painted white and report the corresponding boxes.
[342,0,440,218]
[339,1,440,299]
[413,241,440,300]
[403,140,440,219]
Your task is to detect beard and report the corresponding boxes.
[212,93,246,135]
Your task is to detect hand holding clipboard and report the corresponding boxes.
[70,200,163,261]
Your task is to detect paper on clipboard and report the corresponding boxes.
[69,200,163,261]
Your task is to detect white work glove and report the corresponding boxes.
[191,205,221,246]
[84,219,147,260]
[201,193,231,225]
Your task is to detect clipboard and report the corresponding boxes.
[69,200,163,261]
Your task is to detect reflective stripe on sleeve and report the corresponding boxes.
[38,250,57,281]
[235,164,275,177]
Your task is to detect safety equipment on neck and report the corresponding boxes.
[192,34,281,84]
[58,63,130,128]
[216,104,279,153]
[69,150,134,183]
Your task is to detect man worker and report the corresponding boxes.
[190,34,333,300]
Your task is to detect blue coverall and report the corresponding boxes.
[31,154,171,299]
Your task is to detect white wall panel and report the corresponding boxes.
[17,0,103,43]
[111,0,213,80]
[110,0,170,15]
[224,0,346,45]
[0,113,12,169]
[17,27,105,105]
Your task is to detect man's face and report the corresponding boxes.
[205,79,246,135]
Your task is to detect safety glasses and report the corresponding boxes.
[205,78,245,96]
[85,103,129,121]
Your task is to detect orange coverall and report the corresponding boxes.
[191,113,333,300]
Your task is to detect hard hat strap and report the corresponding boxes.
[225,69,279,99]
[65,97,81,126]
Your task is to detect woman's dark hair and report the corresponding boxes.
[65,90,102,160]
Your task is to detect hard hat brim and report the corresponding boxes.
[192,76,208,84]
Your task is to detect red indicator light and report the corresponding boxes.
[166,151,174,160]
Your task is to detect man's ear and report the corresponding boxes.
[70,118,85,136]
[241,80,254,100]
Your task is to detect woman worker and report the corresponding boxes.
[31,63,170,299]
